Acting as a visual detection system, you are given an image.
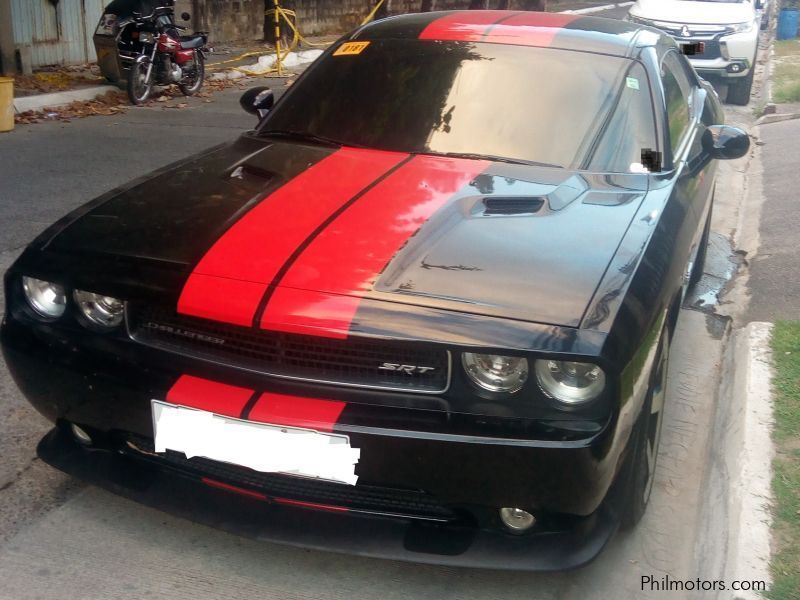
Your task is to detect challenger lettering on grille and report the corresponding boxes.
[142,321,226,346]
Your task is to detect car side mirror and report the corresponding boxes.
[240,87,274,117]
[754,0,764,9]
[181,12,191,21]
[702,125,750,160]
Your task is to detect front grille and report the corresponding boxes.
[127,304,450,393]
[122,434,456,521]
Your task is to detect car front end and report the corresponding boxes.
[1,253,638,570]
[629,14,758,79]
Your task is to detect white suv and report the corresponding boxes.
[627,0,762,105]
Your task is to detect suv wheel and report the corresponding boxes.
[727,68,755,106]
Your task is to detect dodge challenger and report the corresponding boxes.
[0,11,749,570]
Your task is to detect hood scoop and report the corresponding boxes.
[481,196,544,216]
[227,163,277,191]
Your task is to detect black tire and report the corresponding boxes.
[689,201,712,289]
[178,52,205,97]
[127,59,153,105]
[726,67,755,106]
[620,327,670,529]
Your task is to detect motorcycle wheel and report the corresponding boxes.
[127,59,153,106]
[179,52,205,97]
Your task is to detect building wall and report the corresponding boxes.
[183,0,548,45]
[11,0,106,67]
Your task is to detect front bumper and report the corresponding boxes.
[38,423,618,570]
[690,59,752,79]
[682,29,757,79]
[2,307,626,570]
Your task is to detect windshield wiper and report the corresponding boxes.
[261,130,351,148]
[421,151,563,169]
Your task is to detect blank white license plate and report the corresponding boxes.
[151,400,360,485]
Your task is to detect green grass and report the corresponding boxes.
[774,39,800,59]
[773,40,800,103]
[768,322,800,599]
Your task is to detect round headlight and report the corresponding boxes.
[74,290,124,328]
[462,353,528,393]
[535,360,606,405]
[22,277,67,319]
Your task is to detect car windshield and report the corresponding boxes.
[261,40,658,173]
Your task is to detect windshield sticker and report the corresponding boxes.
[626,77,640,91]
[334,41,370,56]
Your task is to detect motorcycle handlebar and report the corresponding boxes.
[132,6,174,24]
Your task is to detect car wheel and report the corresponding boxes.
[688,201,712,290]
[726,67,755,106]
[620,327,670,529]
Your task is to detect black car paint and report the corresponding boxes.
[1,13,738,569]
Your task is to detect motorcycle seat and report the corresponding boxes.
[179,35,205,50]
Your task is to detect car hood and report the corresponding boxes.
[630,0,756,25]
[47,137,648,329]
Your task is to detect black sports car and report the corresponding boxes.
[1,11,749,570]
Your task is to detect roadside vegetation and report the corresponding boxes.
[773,39,800,103]
[768,322,800,599]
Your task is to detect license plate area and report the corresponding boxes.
[151,400,360,485]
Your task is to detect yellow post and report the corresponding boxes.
[273,0,283,76]
[0,76,13,132]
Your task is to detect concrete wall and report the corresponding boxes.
[180,0,549,45]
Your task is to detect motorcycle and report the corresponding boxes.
[123,6,209,105]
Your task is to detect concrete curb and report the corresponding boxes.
[710,322,775,599]
[13,85,119,114]
[756,111,800,125]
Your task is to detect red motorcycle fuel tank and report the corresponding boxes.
[157,33,180,53]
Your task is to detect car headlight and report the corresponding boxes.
[73,290,124,328]
[462,353,528,393]
[22,277,67,319]
[731,20,755,34]
[535,360,606,405]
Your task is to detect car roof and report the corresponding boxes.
[352,10,663,58]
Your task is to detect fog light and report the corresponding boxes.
[71,423,92,446]
[499,507,536,533]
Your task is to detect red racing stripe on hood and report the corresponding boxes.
[419,10,517,42]
[248,393,346,433]
[166,375,256,418]
[177,148,408,327]
[259,155,489,338]
[482,12,578,47]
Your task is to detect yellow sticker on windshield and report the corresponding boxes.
[334,41,370,56]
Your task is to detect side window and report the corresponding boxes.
[661,52,694,155]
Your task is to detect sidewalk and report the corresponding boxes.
[745,117,800,322]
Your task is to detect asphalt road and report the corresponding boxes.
[0,8,762,598]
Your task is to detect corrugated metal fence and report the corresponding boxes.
[11,0,105,67]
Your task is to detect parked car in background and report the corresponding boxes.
[627,0,763,105]
[759,0,772,30]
